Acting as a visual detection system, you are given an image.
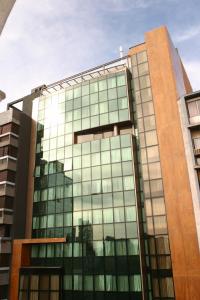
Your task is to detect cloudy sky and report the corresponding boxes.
[0,0,200,111]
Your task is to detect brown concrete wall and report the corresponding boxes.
[13,112,32,238]
[144,26,200,300]
[9,238,66,300]
[25,119,37,238]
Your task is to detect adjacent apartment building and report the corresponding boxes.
[0,0,16,35]
[1,26,200,300]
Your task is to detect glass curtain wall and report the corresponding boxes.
[131,51,175,300]
[31,70,143,300]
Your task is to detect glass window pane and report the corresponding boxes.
[63,243,72,257]
[114,207,125,222]
[104,240,115,256]
[73,211,82,225]
[154,216,167,235]
[102,164,111,178]
[141,88,152,102]
[139,75,151,89]
[93,241,104,256]
[125,206,136,221]
[102,178,112,193]
[117,86,127,98]
[63,275,72,290]
[83,210,92,224]
[92,153,100,166]
[115,223,125,239]
[112,177,123,192]
[93,225,103,240]
[144,115,156,131]
[122,161,133,175]
[137,51,147,64]
[93,210,102,224]
[99,90,108,102]
[111,149,121,163]
[110,136,120,149]
[82,84,89,96]
[124,191,135,205]
[118,97,128,109]
[145,130,157,146]
[130,275,142,291]
[103,208,113,223]
[73,243,82,257]
[116,240,126,255]
[149,162,161,179]
[106,275,116,291]
[100,113,109,125]
[121,148,132,161]
[95,275,105,291]
[111,163,122,177]
[142,101,154,116]
[108,77,116,89]
[101,138,110,151]
[74,275,82,290]
[84,276,93,291]
[138,62,149,76]
[126,222,138,238]
[127,239,139,255]
[152,197,165,215]
[92,166,101,180]
[103,193,112,208]
[104,224,114,239]
[109,99,118,112]
[90,81,98,93]
[99,79,107,91]
[123,176,134,190]
[109,111,119,123]
[117,276,128,291]
[74,86,81,98]
[117,74,126,86]
[108,88,117,100]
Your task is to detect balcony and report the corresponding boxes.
[0,238,11,254]
[0,156,17,172]
[0,209,13,225]
[0,182,15,197]
[0,268,9,286]
[0,133,18,148]
[194,148,200,156]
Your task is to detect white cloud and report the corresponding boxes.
[0,0,111,110]
[97,0,176,11]
[174,25,200,42]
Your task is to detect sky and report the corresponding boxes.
[0,0,200,111]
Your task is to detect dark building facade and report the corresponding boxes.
[0,108,32,300]
[2,26,200,300]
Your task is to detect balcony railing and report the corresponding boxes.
[194,148,200,155]
[0,209,13,225]
[0,268,9,285]
[0,238,11,254]
[0,182,15,197]
[0,156,17,172]
[0,133,18,148]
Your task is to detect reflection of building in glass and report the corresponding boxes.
[1,26,200,300]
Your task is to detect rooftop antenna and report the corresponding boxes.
[119,46,123,58]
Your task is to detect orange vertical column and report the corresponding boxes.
[9,241,30,300]
[144,26,200,300]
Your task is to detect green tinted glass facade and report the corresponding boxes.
[31,70,143,300]
[29,61,175,300]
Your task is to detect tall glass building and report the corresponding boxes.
[4,26,200,300]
